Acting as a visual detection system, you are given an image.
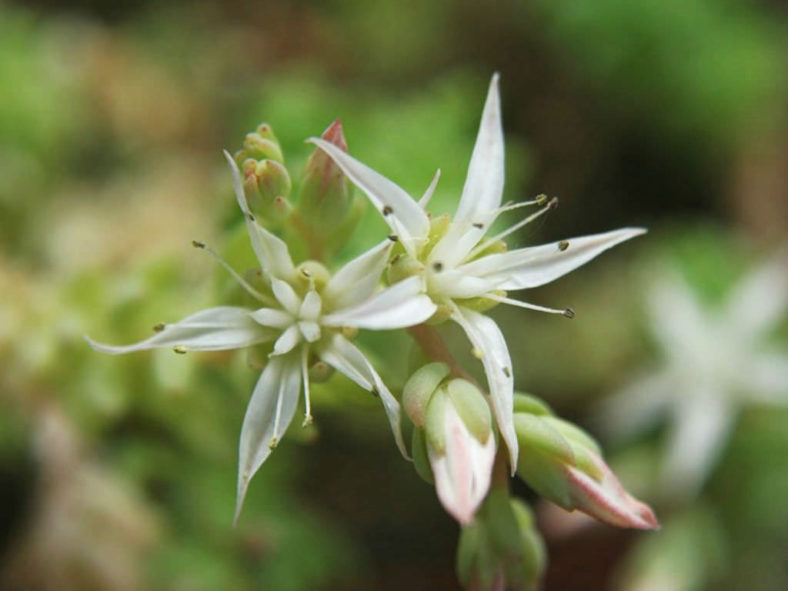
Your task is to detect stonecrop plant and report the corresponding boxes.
[87,74,658,590]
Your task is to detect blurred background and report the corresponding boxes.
[1,0,786,589]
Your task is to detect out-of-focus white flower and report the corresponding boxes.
[601,255,788,499]
[309,74,645,471]
[86,153,437,521]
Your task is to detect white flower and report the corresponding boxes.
[309,74,645,470]
[601,254,788,499]
[86,152,437,521]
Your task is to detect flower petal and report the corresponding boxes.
[418,168,441,208]
[725,253,788,338]
[271,278,301,315]
[597,371,674,444]
[450,305,518,471]
[250,308,293,329]
[454,74,505,224]
[272,324,301,356]
[224,150,295,279]
[298,320,321,343]
[748,353,788,405]
[319,334,409,459]
[322,276,437,330]
[84,307,271,354]
[322,240,393,310]
[429,269,501,300]
[564,451,659,530]
[299,290,322,321]
[235,355,301,523]
[307,138,430,253]
[429,402,496,525]
[460,228,646,290]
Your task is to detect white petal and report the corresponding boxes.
[747,353,788,404]
[299,290,322,321]
[318,334,409,459]
[85,307,271,354]
[235,355,301,522]
[429,402,496,525]
[428,220,492,270]
[647,272,710,358]
[661,392,733,500]
[597,371,675,443]
[322,276,437,330]
[454,74,505,224]
[298,320,321,343]
[224,151,295,279]
[418,168,441,208]
[307,138,430,252]
[450,305,518,471]
[272,324,301,356]
[250,308,293,330]
[271,279,301,315]
[726,253,788,338]
[460,228,646,290]
[323,240,392,310]
[429,269,501,300]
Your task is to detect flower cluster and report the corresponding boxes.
[87,74,657,589]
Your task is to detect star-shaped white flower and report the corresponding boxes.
[601,254,788,499]
[309,74,645,470]
[86,152,437,521]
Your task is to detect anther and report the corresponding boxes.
[247,213,256,222]
[153,323,166,333]
[471,347,484,359]
[173,345,188,354]
[302,415,313,427]
[432,262,444,272]
[370,387,380,398]
[472,222,484,229]
[558,240,569,251]
[534,194,548,206]
[268,437,279,450]
[301,268,312,278]
[382,205,393,216]
[548,197,559,209]
[502,366,511,377]
[563,308,576,319]
[192,240,206,249]
[387,234,399,242]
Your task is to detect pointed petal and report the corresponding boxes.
[298,320,321,343]
[323,240,393,310]
[224,150,295,279]
[319,334,409,458]
[748,353,788,404]
[647,272,710,357]
[460,228,646,290]
[661,392,733,499]
[429,269,501,299]
[726,253,788,338]
[322,276,437,330]
[235,356,301,522]
[272,324,301,356]
[418,168,441,208]
[307,138,430,252]
[299,291,322,321]
[85,307,271,354]
[429,403,496,524]
[250,308,293,329]
[454,74,505,223]
[565,451,659,530]
[450,305,518,471]
[271,279,301,315]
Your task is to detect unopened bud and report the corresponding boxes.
[403,362,450,427]
[239,124,284,163]
[445,379,492,445]
[308,360,334,383]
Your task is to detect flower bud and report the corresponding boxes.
[514,408,658,530]
[402,362,450,427]
[457,492,546,591]
[295,120,359,256]
[425,379,496,525]
[239,123,284,163]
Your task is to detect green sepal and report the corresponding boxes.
[540,416,604,480]
[513,414,575,465]
[410,427,433,485]
[387,253,424,284]
[483,489,524,560]
[513,392,554,416]
[446,378,492,444]
[456,522,499,591]
[402,362,450,427]
[507,499,546,590]
[516,450,573,510]
[422,213,451,258]
[424,387,449,454]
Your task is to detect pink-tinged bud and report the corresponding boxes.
[515,408,658,530]
[426,381,496,525]
[562,451,659,530]
[295,120,359,257]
